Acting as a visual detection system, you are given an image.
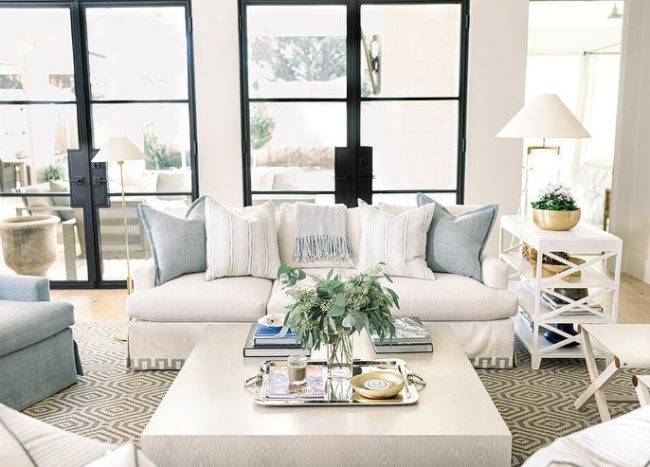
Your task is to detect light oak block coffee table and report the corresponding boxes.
[141,323,511,466]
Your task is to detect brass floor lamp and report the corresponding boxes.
[92,137,145,340]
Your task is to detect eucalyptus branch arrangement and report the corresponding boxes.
[531,184,579,211]
[278,264,398,352]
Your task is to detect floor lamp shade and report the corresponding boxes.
[92,136,145,163]
[497,94,590,139]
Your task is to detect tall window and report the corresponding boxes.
[239,0,468,207]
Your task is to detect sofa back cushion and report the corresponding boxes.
[276,203,360,268]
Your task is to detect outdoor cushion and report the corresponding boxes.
[0,301,74,357]
[126,273,273,322]
[266,268,517,321]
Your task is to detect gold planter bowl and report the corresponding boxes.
[532,208,581,231]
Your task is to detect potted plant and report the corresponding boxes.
[278,264,398,380]
[531,184,581,231]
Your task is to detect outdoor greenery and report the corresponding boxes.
[531,184,579,211]
[143,124,183,170]
[279,264,398,352]
[250,36,346,83]
[37,164,66,183]
[250,104,275,150]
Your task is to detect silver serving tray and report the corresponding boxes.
[252,358,420,406]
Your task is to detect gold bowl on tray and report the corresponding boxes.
[349,370,405,400]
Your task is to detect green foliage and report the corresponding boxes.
[143,124,182,170]
[278,264,398,351]
[250,36,346,83]
[37,164,65,183]
[250,105,275,150]
[531,184,579,211]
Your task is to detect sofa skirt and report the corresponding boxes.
[128,318,514,370]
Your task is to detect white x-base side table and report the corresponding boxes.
[633,374,650,406]
[575,324,650,421]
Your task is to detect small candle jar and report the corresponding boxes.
[287,355,308,386]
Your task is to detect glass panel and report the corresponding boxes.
[361,100,458,191]
[0,104,78,193]
[249,102,346,192]
[360,4,461,98]
[247,5,347,99]
[98,195,191,280]
[0,197,87,280]
[92,103,191,193]
[0,8,75,101]
[252,193,334,208]
[86,7,189,100]
[372,192,456,208]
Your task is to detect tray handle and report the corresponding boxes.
[406,372,426,388]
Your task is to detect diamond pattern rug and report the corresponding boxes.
[23,323,643,466]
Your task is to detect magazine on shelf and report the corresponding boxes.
[243,324,309,357]
[370,317,433,354]
[519,280,602,317]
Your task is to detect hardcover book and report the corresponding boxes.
[370,317,433,354]
[243,323,309,358]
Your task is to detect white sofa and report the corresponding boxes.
[126,204,518,370]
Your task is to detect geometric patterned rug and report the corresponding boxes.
[23,323,643,466]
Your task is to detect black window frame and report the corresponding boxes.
[238,0,469,206]
[0,0,198,289]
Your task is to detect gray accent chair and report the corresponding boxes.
[0,275,82,411]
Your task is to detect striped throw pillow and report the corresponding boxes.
[205,199,280,280]
[356,199,435,280]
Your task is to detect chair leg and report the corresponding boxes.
[575,329,613,422]
[633,375,650,406]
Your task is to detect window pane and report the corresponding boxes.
[99,195,190,280]
[0,197,88,280]
[247,5,346,99]
[92,103,191,193]
[252,193,334,208]
[361,100,458,190]
[86,7,189,100]
[372,192,456,208]
[361,4,461,98]
[0,8,75,101]
[250,102,346,192]
[0,104,78,193]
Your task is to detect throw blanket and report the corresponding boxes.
[294,203,352,262]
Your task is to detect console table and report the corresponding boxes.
[499,215,622,370]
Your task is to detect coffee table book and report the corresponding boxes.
[371,316,433,354]
[243,323,310,357]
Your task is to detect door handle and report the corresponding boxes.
[71,176,86,185]
[92,176,108,185]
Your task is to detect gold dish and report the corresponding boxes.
[349,370,404,399]
[532,208,581,231]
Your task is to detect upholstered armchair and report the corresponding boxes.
[0,275,82,410]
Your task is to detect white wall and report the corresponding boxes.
[191,0,529,254]
[610,0,650,283]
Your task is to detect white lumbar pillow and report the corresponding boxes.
[205,198,281,280]
[356,199,435,280]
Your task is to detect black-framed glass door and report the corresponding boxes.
[0,0,197,288]
[239,0,469,207]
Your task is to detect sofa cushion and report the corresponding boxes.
[0,301,74,357]
[267,268,517,321]
[126,273,272,322]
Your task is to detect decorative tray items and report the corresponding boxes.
[246,358,425,406]
[521,244,585,283]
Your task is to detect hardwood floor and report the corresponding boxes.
[52,273,650,324]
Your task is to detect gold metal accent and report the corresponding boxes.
[118,160,133,295]
[349,370,404,399]
[532,208,581,231]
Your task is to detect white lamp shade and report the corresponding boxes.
[92,136,145,163]
[497,94,590,139]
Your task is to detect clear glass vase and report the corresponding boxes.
[326,332,354,380]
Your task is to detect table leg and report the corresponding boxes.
[633,375,650,407]
[575,329,612,422]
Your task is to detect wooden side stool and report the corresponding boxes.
[574,324,650,422]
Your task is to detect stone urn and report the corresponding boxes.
[0,215,59,276]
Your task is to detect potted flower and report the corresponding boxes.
[278,264,398,380]
[531,184,581,231]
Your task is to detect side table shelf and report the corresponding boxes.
[499,215,622,370]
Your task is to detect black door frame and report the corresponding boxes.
[0,0,198,289]
[238,0,469,207]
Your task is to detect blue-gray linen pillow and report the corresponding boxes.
[139,196,208,285]
[417,193,497,282]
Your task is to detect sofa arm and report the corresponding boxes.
[482,257,508,290]
[132,260,156,291]
[0,275,50,302]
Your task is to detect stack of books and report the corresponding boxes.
[370,317,433,354]
[243,323,309,357]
